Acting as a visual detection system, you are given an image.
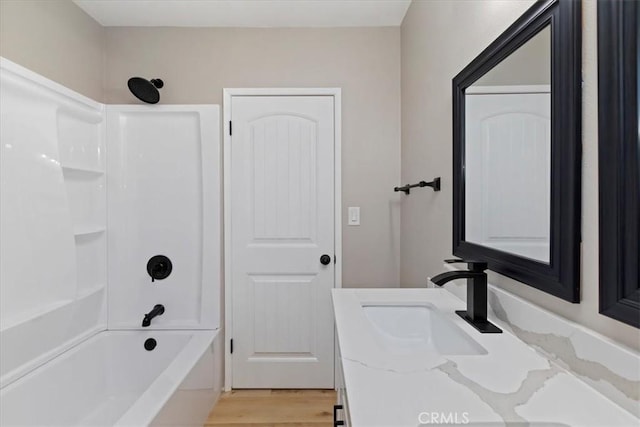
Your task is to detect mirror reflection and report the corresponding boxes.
[464,26,551,263]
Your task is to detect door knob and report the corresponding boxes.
[320,254,332,265]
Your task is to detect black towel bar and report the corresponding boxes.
[394,177,441,194]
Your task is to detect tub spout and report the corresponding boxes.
[142,304,165,327]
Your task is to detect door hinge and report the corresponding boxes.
[229,121,232,136]
[230,338,233,354]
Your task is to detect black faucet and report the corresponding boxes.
[431,259,502,333]
[142,304,165,327]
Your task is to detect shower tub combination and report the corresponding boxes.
[0,58,223,426]
[1,331,221,426]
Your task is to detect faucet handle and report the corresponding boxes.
[445,258,488,272]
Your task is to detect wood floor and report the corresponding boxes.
[206,389,336,426]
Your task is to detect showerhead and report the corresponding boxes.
[127,77,164,104]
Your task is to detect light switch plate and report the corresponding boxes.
[348,207,360,226]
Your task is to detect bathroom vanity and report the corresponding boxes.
[327,1,638,424]
[332,288,639,427]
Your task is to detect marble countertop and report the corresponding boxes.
[332,288,638,427]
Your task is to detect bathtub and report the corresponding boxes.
[0,329,222,426]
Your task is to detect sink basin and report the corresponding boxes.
[362,304,487,356]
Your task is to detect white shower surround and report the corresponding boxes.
[0,58,107,387]
[0,57,222,425]
[106,104,220,330]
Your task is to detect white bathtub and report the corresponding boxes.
[0,329,222,427]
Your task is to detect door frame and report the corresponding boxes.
[222,88,342,390]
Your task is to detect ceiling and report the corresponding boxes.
[73,0,412,28]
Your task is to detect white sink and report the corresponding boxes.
[362,304,487,356]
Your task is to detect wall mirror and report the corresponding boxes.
[452,0,581,302]
[598,0,640,328]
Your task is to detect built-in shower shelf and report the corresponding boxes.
[73,225,106,237]
[61,165,104,175]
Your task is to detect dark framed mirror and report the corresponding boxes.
[452,0,582,302]
[598,0,640,328]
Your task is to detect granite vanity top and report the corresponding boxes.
[332,288,639,427]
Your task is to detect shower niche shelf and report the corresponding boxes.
[64,172,105,228]
[66,175,106,299]
[57,106,106,306]
[61,164,104,175]
[57,109,103,173]
[75,232,106,297]
[73,225,106,237]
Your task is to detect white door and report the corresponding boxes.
[230,95,335,389]
[465,89,551,262]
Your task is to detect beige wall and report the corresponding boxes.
[400,0,639,351]
[105,26,402,288]
[475,25,550,86]
[0,0,104,101]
